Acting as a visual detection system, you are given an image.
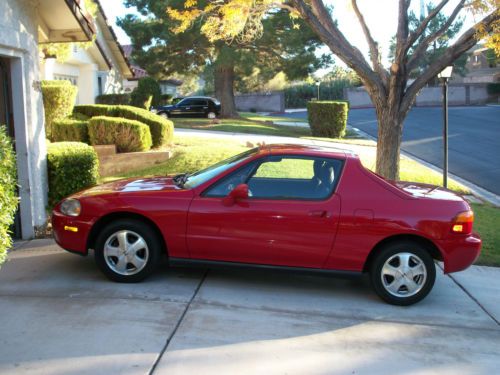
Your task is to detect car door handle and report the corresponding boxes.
[185,107,190,109]
[309,210,328,218]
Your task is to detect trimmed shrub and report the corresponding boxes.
[131,77,161,109]
[47,142,99,207]
[0,125,18,266]
[73,104,110,118]
[96,93,131,105]
[88,116,152,152]
[41,80,78,140]
[307,101,349,138]
[53,118,89,143]
[73,104,174,147]
[112,106,172,148]
[487,83,500,95]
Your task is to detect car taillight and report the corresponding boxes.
[451,210,474,234]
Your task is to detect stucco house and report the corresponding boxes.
[40,2,133,103]
[0,0,97,239]
[453,45,500,84]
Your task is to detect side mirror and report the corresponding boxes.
[223,184,249,206]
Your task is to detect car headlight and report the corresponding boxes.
[60,199,81,217]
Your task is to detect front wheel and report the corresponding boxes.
[370,241,436,306]
[94,219,161,283]
[159,112,169,119]
[206,111,216,119]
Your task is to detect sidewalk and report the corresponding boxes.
[1,239,499,374]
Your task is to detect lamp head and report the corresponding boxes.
[438,66,453,79]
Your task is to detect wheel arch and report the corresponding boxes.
[86,211,168,256]
[362,234,443,273]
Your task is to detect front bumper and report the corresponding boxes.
[437,233,482,274]
[52,211,92,255]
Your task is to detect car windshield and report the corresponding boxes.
[183,148,258,189]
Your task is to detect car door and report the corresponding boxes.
[187,155,343,268]
[190,99,208,116]
[172,98,194,116]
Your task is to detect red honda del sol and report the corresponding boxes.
[52,144,481,305]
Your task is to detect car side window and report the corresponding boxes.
[192,99,207,106]
[248,156,342,200]
[204,162,257,197]
[179,99,193,106]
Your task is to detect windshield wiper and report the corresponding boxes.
[173,173,189,187]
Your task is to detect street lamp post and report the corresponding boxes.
[315,81,320,100]
[438,66,453,188]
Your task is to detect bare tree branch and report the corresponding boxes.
[289,0,386,95]
[351,0,387,81]
[386,0,411,110]
[401,10,499,115]
[407,0,466,72]
[404,0,449,51]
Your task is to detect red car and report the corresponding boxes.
[52,144,481,305]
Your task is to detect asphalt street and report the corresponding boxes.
[279,106,500,195]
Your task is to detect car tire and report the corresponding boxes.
[159,112,169,119]
[370,241,436,306]
[94,219,162,283]
[207,111,216,119]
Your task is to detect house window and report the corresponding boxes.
[53,74,78,86]
[98,76,103,95]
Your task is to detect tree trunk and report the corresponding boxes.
[374,104,404,181]
[214,65,238,118]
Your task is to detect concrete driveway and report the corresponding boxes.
[1,239,499,375]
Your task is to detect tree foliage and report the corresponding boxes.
[119,0,330,117]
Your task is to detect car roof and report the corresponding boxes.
[182,96,216,100]
[257,143,357,159]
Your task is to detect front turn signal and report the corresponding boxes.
[451,211,474,234]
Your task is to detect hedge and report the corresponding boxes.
[47,142,99,208]
[52,118,89,143]
[487,83,500,95]
[0,125,18,266]
[88,116,152,152]
[131,77,161,109]
[41,80,78,140]
[307,101,349,138]
[73,104,174,147]
[96,93,131,105]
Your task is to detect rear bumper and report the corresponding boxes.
[52,211,92,255]
[437,233,481,274]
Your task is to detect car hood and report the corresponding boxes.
[394,181,464,202]
[74,176,182,198]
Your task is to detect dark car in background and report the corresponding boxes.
[153,96,221,119]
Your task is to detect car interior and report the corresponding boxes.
[205,156,343,200]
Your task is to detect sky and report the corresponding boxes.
[100,0,478,73]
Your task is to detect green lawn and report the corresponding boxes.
[471,203,500,266]
[103,133,497,266]
[239,112,306,123]
[172,116,311,137]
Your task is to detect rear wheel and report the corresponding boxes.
[159,112,169,119]
[94,219,161,283]
[370,241,436,305]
